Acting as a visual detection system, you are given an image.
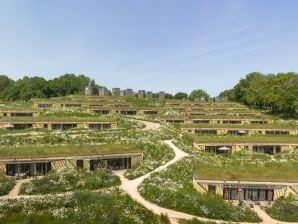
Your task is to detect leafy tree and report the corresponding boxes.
[219,72,298,118]
[189,89,210,101]
[174,92,188,100]
[49,74,90,96]
[0,75,14,96]
[165,93,174,99]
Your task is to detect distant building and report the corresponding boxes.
[85,86,93,96]
[195,97,206,102]
[159,91,165,99]
[120,90,125,97]
[98,87,108,96]
[112,88,120,96]
[138,90,146,98]
[124,89,134,97]
[214,97,228,102]
[146,91,153,98]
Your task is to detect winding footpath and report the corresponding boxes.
[115,120,296,224]
[0,120,296,224]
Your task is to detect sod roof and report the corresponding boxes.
[193,135,298,143]
[181,123,298,130]
[193,159,298,182]
[0,144,140,158]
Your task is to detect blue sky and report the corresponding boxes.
[0,0,298,96]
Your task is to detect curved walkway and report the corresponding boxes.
[115,140,295,224]
[138,120,161,130]
[1,178,32,200]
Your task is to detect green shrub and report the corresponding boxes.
[139,158,261,222]
[266,195,298,222]
[20,170,120,195]
[0,190,161,224]
[0,174,15,196]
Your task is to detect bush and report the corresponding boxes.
[0,189,161,224]
[20,170,120,195]
[0,174,15,196]
[139,158,261,222]
[266,195,298,222]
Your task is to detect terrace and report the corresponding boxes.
[193,159,298,202]
[181,123,298,136]
[193,135,298,154]
[0,144,143,177]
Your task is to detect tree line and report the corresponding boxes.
[0,74,210,101]
[0,74,96,101]
[219,72,298,118]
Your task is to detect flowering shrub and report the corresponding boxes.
[139,158,261,222]
[0,174,15,196]
[0,189,163,224]
[20,170,120,195]
[266,195,298,222]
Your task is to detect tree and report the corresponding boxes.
[174,92,188,100]
[220,72,298,118]
[189,89,210,101]
[0,75,14,96]
[49,74,90,96]
[165,93,174,99]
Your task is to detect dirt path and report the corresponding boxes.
[115,140,229,224]
[115,140,297,224]
[252,205,297,224]
[138,120,161,130]
[1,178,32,199]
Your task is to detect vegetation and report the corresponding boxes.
[0,190,163,224]
[0,144,140,158]
[189,89,210,101]
[193,134,298,143]
[179,220,216,224]
[266,195,298,222]
[181,122,298,129]
[0,174,15,196]
[125,142,174,179]
[20,170,120,195]
[193,151,298,182]
[139,158,261,222]
[0,74,95,101]
[219,72,298,118]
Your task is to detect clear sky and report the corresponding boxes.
[0,0,298,96]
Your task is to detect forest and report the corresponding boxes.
[0,74,98,100]
[0,72,297,118]
[219,72,298,118]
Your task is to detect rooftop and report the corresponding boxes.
[0,144,140,158]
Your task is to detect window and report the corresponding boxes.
[208,185,216,194]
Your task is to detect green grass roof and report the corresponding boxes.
[0,144,140,158]
[182,123,298,130]
[193,135,298,143]
[0,116,117,122]
[193,158,298,182]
